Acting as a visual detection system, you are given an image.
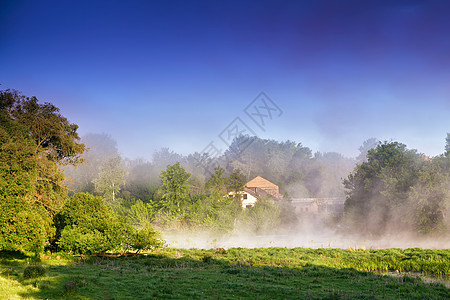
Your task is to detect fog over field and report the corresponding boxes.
[163,227,450,250]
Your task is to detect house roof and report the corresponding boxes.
[246,176,278,189]
[244,187,270,198]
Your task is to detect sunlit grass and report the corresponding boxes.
[1,248,448,299]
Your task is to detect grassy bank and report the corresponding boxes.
[1,248,449,299]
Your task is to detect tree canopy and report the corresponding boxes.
[343,141,449,236]
[0,89,85,253]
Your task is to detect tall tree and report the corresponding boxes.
[408,158,450,234]
[152,148,185,173]
[158,162,191,213]
[93,155,127,204]
[343,141,422,235]
[0,89,85,252]
[205,167,227,197]
[226,168,246,194]
[0,101,45,253]
[9,91,85,164]
[8,90,85,216]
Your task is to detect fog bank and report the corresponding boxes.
[162,231,450,250]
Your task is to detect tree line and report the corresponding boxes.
[1,89,449,254]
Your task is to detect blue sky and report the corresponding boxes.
[1,0,449,159]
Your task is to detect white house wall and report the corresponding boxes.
[241,193,258,208]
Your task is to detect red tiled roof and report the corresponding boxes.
[246,176,278,188]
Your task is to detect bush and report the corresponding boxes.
[59,226,111,254]
[0,201,47,254]
[58,193,127,254]
[126,224,164,252]
[58,193,164,254]
[23,265,46,279]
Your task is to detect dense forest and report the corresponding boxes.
[1,90,449,254]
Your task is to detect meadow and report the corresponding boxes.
[0,247,449,299]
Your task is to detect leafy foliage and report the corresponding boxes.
[158,162,191,213]
[356,138,379,164]
[0,89,85,253]
[226,168,245,194]
[409,155,450,234]
[57,193,163,254]
[344,141,450,236]
[58,193,125,254]
[205,167,227,195]
[9,94,85,165]
[125,224,164,252]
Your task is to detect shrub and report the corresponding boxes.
[126,224,164,252]
[59,226,110,254]
[58,193,129,254]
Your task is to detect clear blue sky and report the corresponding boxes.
[1,0,449,159]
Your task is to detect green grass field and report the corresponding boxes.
[1,247,449,299]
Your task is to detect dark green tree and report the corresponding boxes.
[0,107,46,253]
[343,141,422,235]
[0,89,85,252]
[205,167,227,197]
[226,168,245,194]
[408,154,450,234]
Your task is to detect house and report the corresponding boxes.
[233,176,279,208]
[290,198,319,214]
[289,197,346,215]
[246,176,279,199]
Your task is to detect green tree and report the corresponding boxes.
[158,162,191,213]
[124,223,164,253]
[0,89,85,252]
[226,168,245,194]
[408,155,450,234]
[205,167,227,198]
[9,91,85,219]
[0,115,46,253]
[128,199,155,227]
[93,155,127,205]
[343,141,422,235]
